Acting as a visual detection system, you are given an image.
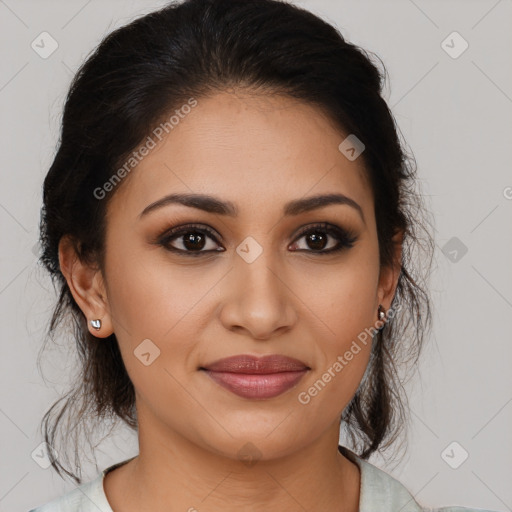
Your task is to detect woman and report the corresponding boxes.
[30,0,497,510]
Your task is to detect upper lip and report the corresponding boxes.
[200,354,310,374]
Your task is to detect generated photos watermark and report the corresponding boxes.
[297,303,402,405]
[93,97,198,200]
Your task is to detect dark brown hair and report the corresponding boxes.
[37,0,434,484]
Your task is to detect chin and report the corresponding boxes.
[195,425,310,463]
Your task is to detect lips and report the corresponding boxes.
[201,354,309,373]
[200,354,310,399]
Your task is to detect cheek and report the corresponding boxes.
[291,255,378,403]
[104,233,211,337]
[103,239,223,390]
[104,249,204,413]
[293,252,380,338]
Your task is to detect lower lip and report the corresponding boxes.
[202,369,309,399]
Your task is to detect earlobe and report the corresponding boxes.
[58,236,114,338]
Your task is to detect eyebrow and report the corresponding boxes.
[139,192,365,223]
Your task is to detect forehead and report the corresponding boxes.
[108,91,373,222]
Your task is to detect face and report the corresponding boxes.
[62,90,400,462]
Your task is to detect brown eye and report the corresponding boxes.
[304,231,329,251]
[158,224,224,256]
[176,231,208,251]
[156,222,357,257]
[289,223,358,254]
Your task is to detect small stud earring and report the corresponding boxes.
[377,304,386,330]
[90,319,102,330]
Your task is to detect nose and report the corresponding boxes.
[218,246,298,340]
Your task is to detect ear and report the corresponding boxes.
[376,228,403,312]
[58,235,114,338]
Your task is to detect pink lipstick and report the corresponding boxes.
[200,354,309,399]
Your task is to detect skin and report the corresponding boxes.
[59,89,402,512]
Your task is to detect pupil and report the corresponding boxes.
[184,232,205,251]
[308,232,327,250]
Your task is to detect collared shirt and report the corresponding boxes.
[29,446,497,512]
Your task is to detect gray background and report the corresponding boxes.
[0,0,511,510]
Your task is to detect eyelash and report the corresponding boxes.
[156,222,358,257]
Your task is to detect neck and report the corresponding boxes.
[105,410,360,512]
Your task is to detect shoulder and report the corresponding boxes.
[338,445,498,512]
[29,457,136,512]
[28,472,111,512]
